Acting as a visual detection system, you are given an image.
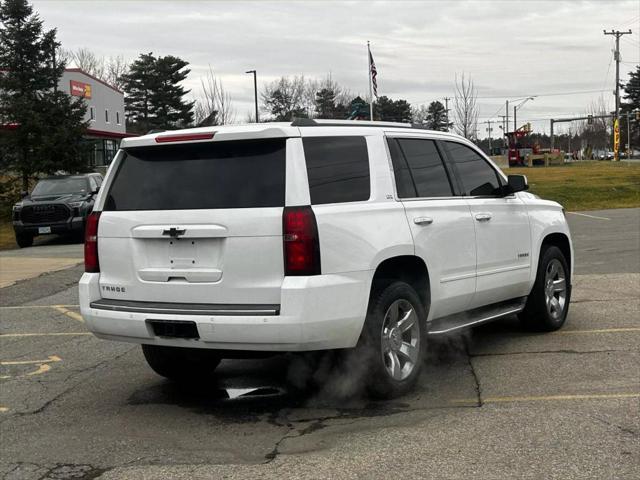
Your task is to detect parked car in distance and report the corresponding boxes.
[79,120,573,398]
[12,173,103,248]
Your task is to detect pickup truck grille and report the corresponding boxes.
[21,204,70,224]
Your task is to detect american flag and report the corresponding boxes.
[369,50,378,98]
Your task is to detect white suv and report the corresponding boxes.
[79,120,573,398]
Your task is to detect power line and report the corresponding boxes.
[476,89,609,99]
[602,38,615,91]
[621,36,640,47]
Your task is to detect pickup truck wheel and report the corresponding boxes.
[520,245,571,331]
[15,233,34,248]
[141,344,221,381]
[361,281,427,399]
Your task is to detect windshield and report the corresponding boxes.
[32,178,89,196]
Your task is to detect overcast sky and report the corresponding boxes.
[32,0,640,136]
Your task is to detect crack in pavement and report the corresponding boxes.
[468,349,625,357]
[464,337,483,407]
[570,298,637,303]
[36,463,108,480]
[592,415,639,438]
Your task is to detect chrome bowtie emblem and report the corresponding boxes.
[162,227,186,238]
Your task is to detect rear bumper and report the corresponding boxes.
[79,271,371,351]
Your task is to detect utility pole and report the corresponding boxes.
[499,115,507,147]
[245,70,259,123]
[604,29,632,160]
[485,120,493,152]
[505,100,509,135]
[443,97,451,131]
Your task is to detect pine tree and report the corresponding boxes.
[150,55,194,129]
[622,66,640,149]
[314,87,338,119]
[425,101,451,131]
[375,96,412,122]
[0,0,88,189]
[622,66,640,110]
[121,53,194,133]
[120,53,156,133]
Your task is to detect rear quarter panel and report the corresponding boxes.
[307,134,414,275]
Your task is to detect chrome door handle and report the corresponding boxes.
[475,213,492,222]
[413,217,433,225]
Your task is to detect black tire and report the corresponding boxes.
[519,245,571,331]
[358,281,427,399]
[141,344,221,381]
[15,233,34,248]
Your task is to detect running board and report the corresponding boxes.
[428,297,526,335]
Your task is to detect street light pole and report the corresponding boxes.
[245,70,259,123]
[514,96,535,132]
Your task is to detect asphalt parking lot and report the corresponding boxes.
[0,208,638,479]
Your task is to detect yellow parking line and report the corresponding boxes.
[0,304,79,309]
[1,355,61,365]
[52,305,84,323]
[554,327,640,335]
[0,332,90,338]
[452,392,640,404]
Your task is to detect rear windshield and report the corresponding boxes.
[104,139,286,211]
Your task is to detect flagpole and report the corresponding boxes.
[367,41,374,121]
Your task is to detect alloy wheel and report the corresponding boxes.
[381,299,421,381]
[544,258,567,320]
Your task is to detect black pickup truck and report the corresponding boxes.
[12,173,103,248]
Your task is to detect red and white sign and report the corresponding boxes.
[70,80,92,99]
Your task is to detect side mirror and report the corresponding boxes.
[504,174,528,195]
[21,190,28,198]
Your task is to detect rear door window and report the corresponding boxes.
[393,138,453,197]
[444,141,502,196]
[104,138,286,211]
[302,136,370,204]
[387,138,417,198]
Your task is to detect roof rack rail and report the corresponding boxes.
[290,117,318,127]
[290,117,431,130]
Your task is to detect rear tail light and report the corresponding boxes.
[283,206,320,276]
[84,211,101,273]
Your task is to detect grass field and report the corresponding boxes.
[0,221,15,251]
[514,161,640,211]
[0,161,638,251]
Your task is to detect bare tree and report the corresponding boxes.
[261,75,307,121]
[104,55,128,91]
[412,104,429,124]
[453,73,479,139]
[55,47,72,68]
[583,96,612,153]
[67,48,127,90]
[194,66,235,126]
[70,47,105,79]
